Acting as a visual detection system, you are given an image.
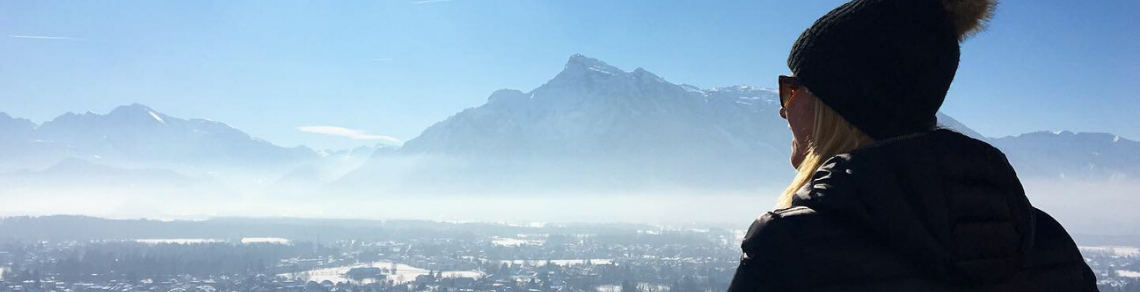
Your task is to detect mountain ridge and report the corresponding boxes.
[340,55,1137,194]
[1,54,1136,198]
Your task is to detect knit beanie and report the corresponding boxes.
[788,0,996,140]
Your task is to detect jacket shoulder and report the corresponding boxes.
[741,205,877,256]
[1010,208,1099,291]
[741,206,828,256]
[735,206,923,291]
[731,206,822,291]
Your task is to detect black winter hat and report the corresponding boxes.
[788,0,996,140]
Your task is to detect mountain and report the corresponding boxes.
[27,104,317,172]
[993,131,1140,180]
[0,112,36,140]
[0,104,340,196]
[404,56,790,158]
[347,55,794,194]
[342,55,983,194]
[935,113,987,142]
[0,113,39,171]
[267,144,390,196]
[2,55,1135,201]
[400,55,983,161]
[342,54,1137,195]
[0,157,202,188]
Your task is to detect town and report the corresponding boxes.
[0,218,1136,292]
[0,218,742,292]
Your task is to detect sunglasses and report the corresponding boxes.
[778,75,801,109]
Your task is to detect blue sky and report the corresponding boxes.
[2,0,1137,150]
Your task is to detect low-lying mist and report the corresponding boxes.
[2,178,1136,236]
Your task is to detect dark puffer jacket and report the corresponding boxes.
[728,129,1098,291]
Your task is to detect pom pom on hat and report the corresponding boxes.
[942,0,997,41]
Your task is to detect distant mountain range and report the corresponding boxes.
[0,105,381,192]
[993,131,1140,180]
[1,54,1136,197]
[0,104,315,170]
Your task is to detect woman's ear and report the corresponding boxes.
[780,107,788,119]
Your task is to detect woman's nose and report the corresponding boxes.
[779,107,788,119]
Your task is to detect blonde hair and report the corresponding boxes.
[776,94,874,209]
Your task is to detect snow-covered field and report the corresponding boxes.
[1079,246,1140,258]
[280,261,481,284]
[135,238,223,244]
[1118,270,1140,278]
[491,259,614,267]
[241,237,290,244]
[133,238,290,245]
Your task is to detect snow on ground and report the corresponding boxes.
[1118,270,1140,278]
[491,259,614,266]
[491,236,545,246]
[1079,246,1140,258]
[148,111,165,124]
[241,237,290,244]
[136,238,223,244]
[281,261,480,284]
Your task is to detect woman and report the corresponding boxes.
[727,0,1098,291]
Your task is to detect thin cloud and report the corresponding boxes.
[298,126,403,144]
[411,0,458,4]
[8,35,80,40]
[371,58,394,62]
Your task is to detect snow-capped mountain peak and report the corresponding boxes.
[547,54,656,88]
[107,103,168,124]
[564,54,623,74]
